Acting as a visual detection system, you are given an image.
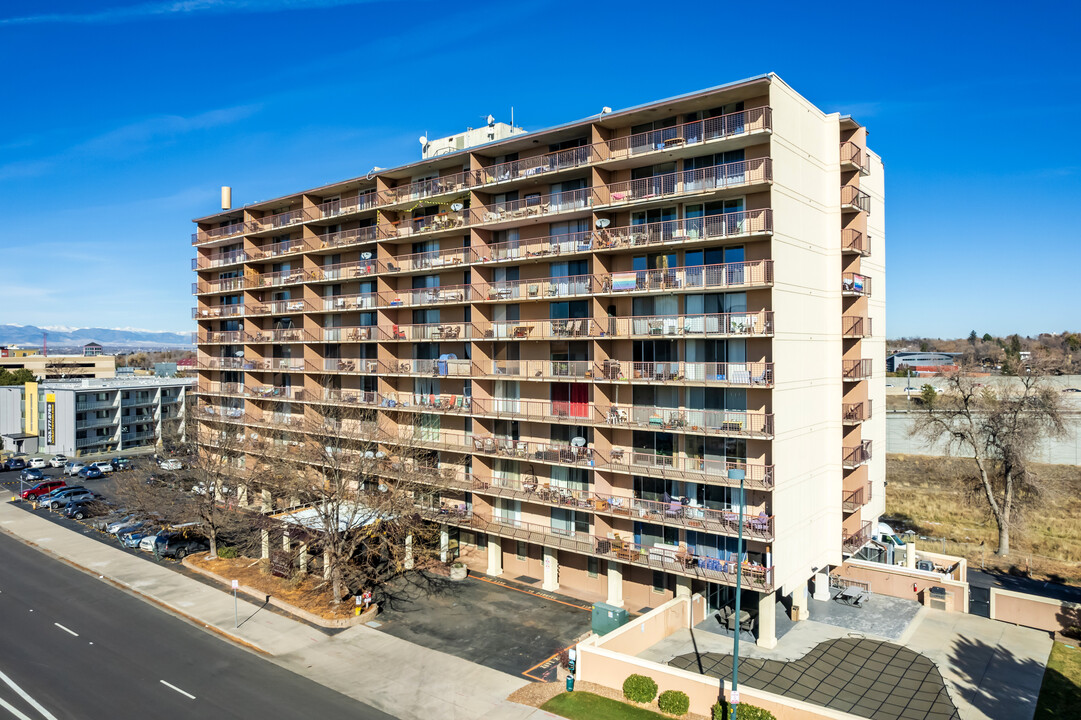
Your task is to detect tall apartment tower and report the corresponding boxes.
[191,73,884,647]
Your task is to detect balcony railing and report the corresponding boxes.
[487,359,594,381]
[379,392,472,413]
[597,361,773,386]
[480,144,597,185]
[469,436,599,467]
[842,483,873,513]
[316,191,378,220]
[605,107,772,160]
[600,159,771,206]
[252,207,315,233]
[246,268,308,289]
[247,298,314,315]
[478,230,594,264]
[843,400,872,423]
[386,358,471,376]
[607,450,774,489]
[841,273,871,297]
[478,273,596,302]
[842,359,873,381]
[194,276,246,295]
[472,187,593,226]
[842,316,872,338]
[384,321,474,342]
[473,318,599,341]
[315,225,379,250]
[322,357,379,373]
[311,260,378,282]
[192,220,253,246]
[381,169,475,205]
[842,440,873,469]
[321,388,380,405]
[607,311,774,339]
[197,382,248,397]
[383,246,470,274]
[245,328,317,343]
[598,260,773,294]
[843,520,873,553]
[841,228,870,255]
[198,330,243,344]
[249,237,312,261]
[597,211,773,250]
[249,385,308,401]
[840,141,871,174]
[322,326,377,342]
[322,293,378,312]
[840,186,871,213]
[378,284,475,308]
[389,211,469,238]
[619,407,774,437]
[193,304,244,319]
[195,248,248,270]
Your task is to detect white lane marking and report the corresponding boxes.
[0,668,60,720]
[160,680,196,700]
[0,695,34,720]
[53,623,78,637]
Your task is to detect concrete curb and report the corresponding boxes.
[0,514,271,655]
[182,556,380,628]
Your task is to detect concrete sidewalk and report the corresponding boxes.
[0,501,551,720]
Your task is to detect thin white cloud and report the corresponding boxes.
[1,0,380,25]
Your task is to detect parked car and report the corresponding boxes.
[121,524,158,548]
[4,458,27,471]
[78,466,105,480]
[64,461,87,476]
[139,532,167,553]
[89,461,114,474]
[49,455,68,468]
[27,457,48,469]
[19,468,46,483]
[63,499,112,520]
[110,457,133,471]
[157,532,209,559]
[20,479,66,500]
[36,486,90,509]
[158,459,183,471]
[106,513,142,534]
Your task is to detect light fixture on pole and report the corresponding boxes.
[728,467,746,720]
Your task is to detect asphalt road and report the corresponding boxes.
[0,533,395,720]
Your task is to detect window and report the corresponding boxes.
[652,571,667,594]
[516,541,527,560]
[587,557,599,578]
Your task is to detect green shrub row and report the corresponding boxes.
[712,701,777,720]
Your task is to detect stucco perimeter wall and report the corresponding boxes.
[578,595,869,720]
[839,560,969,612]
[991,587,1081,635]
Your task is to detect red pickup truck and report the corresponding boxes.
[20,479,66,500]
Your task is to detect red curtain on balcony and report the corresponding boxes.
[551,383,589,418]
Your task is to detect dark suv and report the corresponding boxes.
[157,532,209,559]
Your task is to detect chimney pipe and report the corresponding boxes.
[221,186,232,210]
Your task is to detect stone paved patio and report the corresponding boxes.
[669,637,960,720]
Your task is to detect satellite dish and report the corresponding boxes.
[571,436,586,447]
[486,114,495,126]
[450,202,464,212]
[361,251,373,260]
[418,135,428,145]
[595,218,611,229]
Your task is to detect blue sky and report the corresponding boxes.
[0,0,1077,338]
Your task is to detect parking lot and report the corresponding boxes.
[375,573,593,679]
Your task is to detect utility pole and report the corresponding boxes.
[729,468,746,720]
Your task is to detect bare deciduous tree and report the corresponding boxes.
[912,361,1067,554]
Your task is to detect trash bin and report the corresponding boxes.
[566,675,574,692]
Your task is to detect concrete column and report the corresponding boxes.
[282,531,290,552]
[298,543,309,574]
[790,585,809,621]
[906,539,917,569]
[606,561,624,607]
[404,534,414,570]
[542,547,559,592]
[324,549,332,580]
[439,524,449,563]
[486,534,503,576]
[260,529,270,560]
[756,590,777,649]
[812,571,831,601]
[675,575,692,598]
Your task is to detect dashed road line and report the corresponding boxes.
[54,623,79,637]
[160,680,196,699]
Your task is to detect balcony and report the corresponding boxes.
[842,440,873,469]
[385,321,474,342]
[197,382,248,397]
[479,144,597,186]
[321,388,380,405]
[842,359,872,381]
[841,272,871,297]
[251,207,315,234]
[608,311,774,339]
[388,210,470,239]
[842,483,873,513]
[470,436,599,468]
[597,211,773,250]
[246,298,313,316]
[841,228,870,256]
[597,360,773,387]
[604,107,772,161]
[607,450,774,489]
[842,520,873,554]
[479,229,594,264]
[249,237,313,262]
[310,260,378,283]
[387,358,471,377]
[198,330,243,344]
[193,276,246,295]
[194,248,248,270]
[478,273,596,303]
[383,246,470,274]
[599,158,771,207]
[378,284,474,308]
[473,318,598,341]
[322,326,377,342]
[245,328,318,344]
[315,191,379,221]
[436,511,774,591]
[840,186,871,213]
[380,392,472,414]
[598,260,773,295]
[247,268,309,290]
[199,357,246,370]
[472,479,774,541]
[842,400,872,424]
[380,169,475,206]
[192,220,253,246]
[193,304,244,319]
[315,225,379,251]
[471,188,593,228]
[840,141,871,175]
[322,357,379,374]
[323,293,378,312]
[842,316,872,338]
[622,407,773,437]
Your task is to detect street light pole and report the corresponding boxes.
[729,468,746,720]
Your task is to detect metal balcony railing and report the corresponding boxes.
[322,293,378,312]
[378,284,475,308]
[842,316,872,338]
[315,225,379,250]
[841,228,870,255]
[607,311,774,339]
[249,237,312,261]
[840,141,871,174]
[380,169,475,205]
[598,259,773,294]
[842,483,873,513]
[605,106,772,159]
[597,361,773,386]
[843,520,873,553]
[840,185,871,213]
[245,328,317,344]
[479,144,597,186]
[600,159,771,206]
[606,450,774,489]
[842,440,873,469]
[843,400,872,423]
[382,246,470,274]
[193,305,244,319]
[841,272,871,297]
[842,359,873,381]
[472,187,593,226]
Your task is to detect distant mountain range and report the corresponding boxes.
[0,325,191,347]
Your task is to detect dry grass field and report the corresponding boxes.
[885,454,1081,583]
